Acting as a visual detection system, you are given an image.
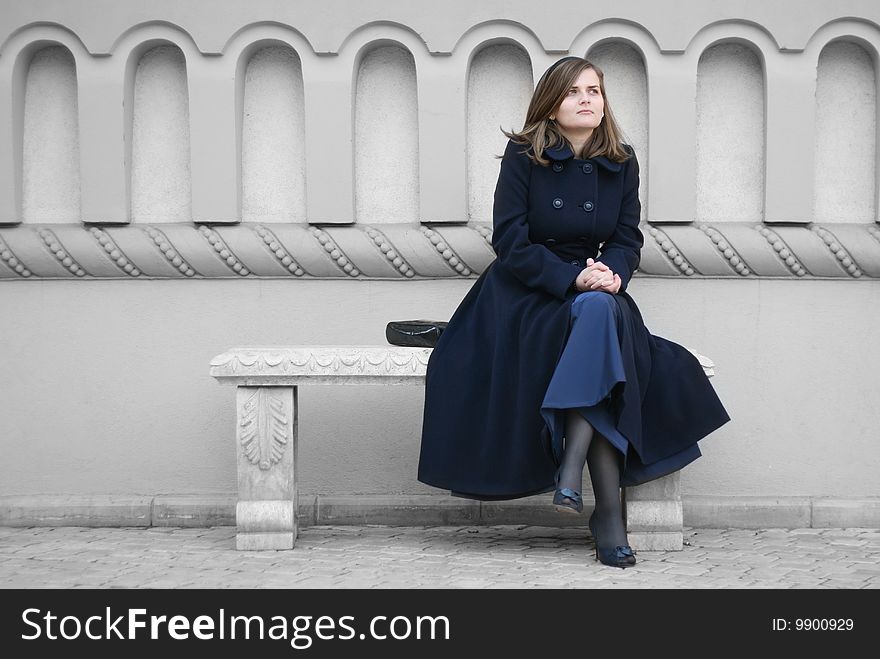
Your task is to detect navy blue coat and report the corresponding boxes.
[418,139,730,499]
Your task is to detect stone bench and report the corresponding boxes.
[210,345,717,551]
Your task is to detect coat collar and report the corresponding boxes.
[544,143,623,172]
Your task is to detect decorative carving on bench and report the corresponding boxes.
[212,346,433,381]
[240,388,289,471]
[2,222,878,280]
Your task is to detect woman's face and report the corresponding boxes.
[551,67,604,139]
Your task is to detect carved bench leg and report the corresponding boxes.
[624,471,683,551]
[235,386,298,550]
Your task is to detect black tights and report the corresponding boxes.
[558,409,628,548]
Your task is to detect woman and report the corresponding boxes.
[417,57,730,568]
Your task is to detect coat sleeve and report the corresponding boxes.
[598,145,643,293]
[492,140,583,299]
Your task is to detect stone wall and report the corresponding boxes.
[1,0,879,526]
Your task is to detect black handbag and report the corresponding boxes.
[385,320,448,348]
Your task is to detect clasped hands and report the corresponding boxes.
[575,258,621,294]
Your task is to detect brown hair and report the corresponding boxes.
[502,56,631,166]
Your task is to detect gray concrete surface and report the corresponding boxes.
[0,524,878,589]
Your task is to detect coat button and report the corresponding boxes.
[582,163,593,174]
[552,162,564,173]
[544,238,557,246]
[553,198,563,209]
[570,260,579,266]
[582,201,594,212]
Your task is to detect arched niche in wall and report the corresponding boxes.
[587,42,648,220]
[354,43,418,224]
[813,39,876,223]
[240,44,306,223]
[696,42,765,223]
[22,45,80,224]
[465,42,532,223]
[129,43,191,223]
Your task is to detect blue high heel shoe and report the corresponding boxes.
[553,471,583,514]
[588,511,636,568]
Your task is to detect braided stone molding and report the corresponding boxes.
[309,227,360,277]
[1,222,879,279]
[89,227,141,277]
[36,227,87,277]
[420,226,472,276]
[758,227,807,277]
[473,224,494,248]
[697,223,750,276]
[363,226,414,277]
[254,225,305,276]
[0,235,32,277]
[198,225,251,276]
[809,225,862,277]
[755,226,808,277]
[647,225,695,276]
[144,227,197,277]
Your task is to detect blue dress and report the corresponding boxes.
[541,291,702,487]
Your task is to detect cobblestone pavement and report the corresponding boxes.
[0,525,878,589]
